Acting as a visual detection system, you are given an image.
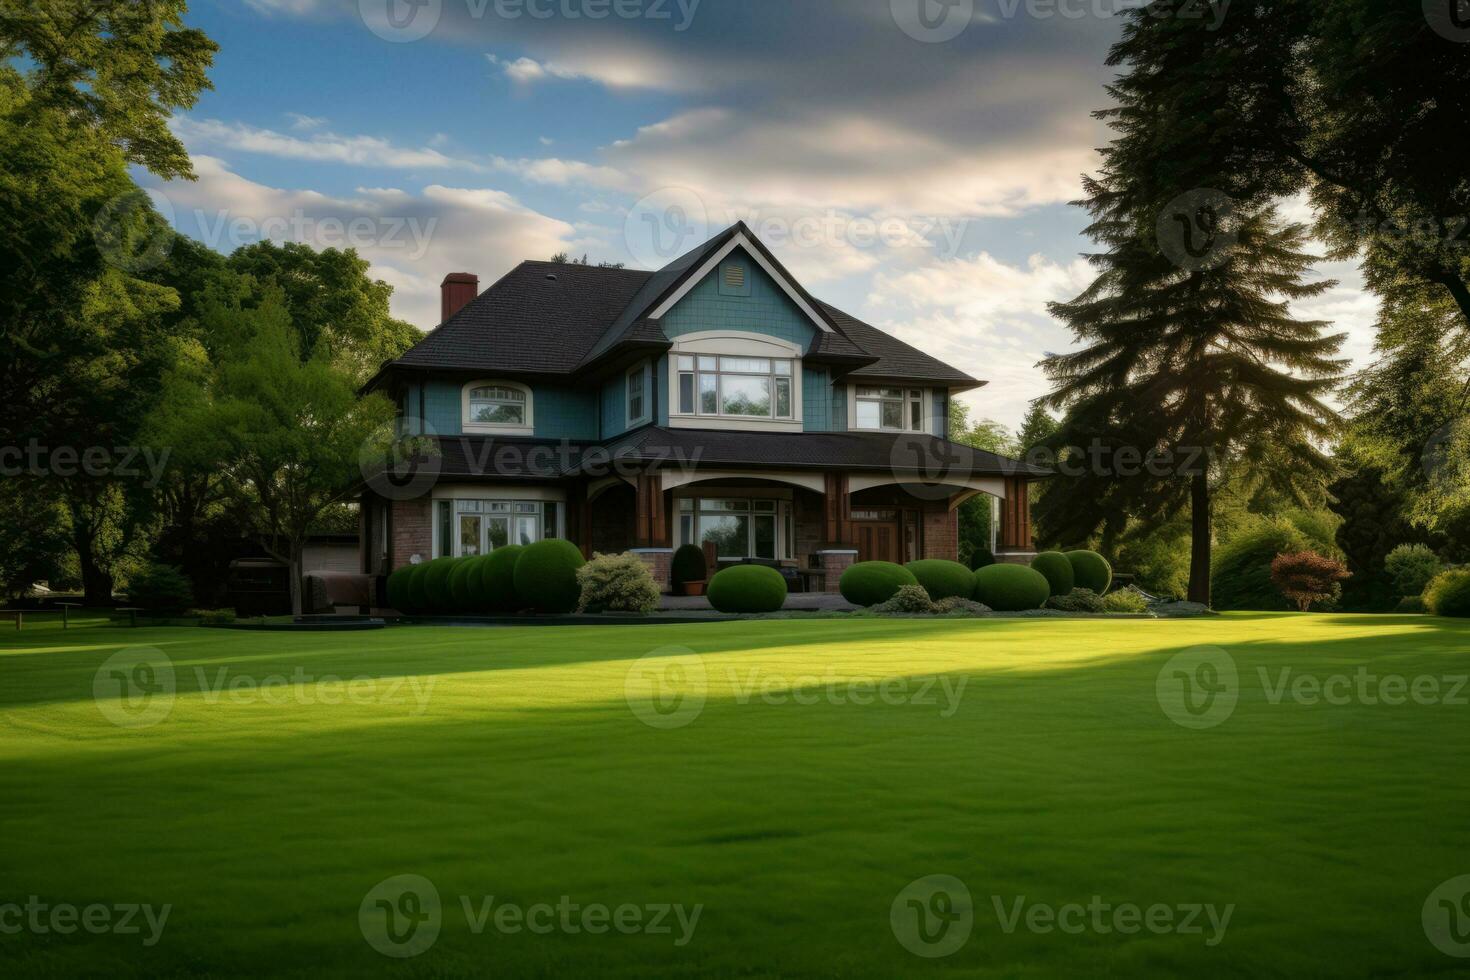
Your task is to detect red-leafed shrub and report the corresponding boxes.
[1270,551,1350,612]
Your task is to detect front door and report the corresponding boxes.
[852,512,900,563]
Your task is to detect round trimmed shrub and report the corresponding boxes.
[448,556,486,612]
[706,564,787,613]
[421,557,462,613]
[513,539,586,614]
[905,559,975,601]
[471,545,524,613]
[671,543,708,591]
[405,560,436,612]
[973,563,1051,611]
[1425,570,1470,618]
[840,561,918,607]
[1030,551,1074,597]
[1065,550,1113,595]
[386,565,415,612]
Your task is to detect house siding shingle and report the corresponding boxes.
[802,366,831,432]
[660,250,819,353]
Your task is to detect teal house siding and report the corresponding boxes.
[802,367,831,431]
[600,360,654,439]
[660,249,819,353]
[829,384,848,432]
[655,354,670,426]
[410,379,597,440]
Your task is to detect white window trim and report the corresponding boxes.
[430,489,567,559]
[626,361,651,428]
[462,379,534,436]
[672,489,794,561]
[846,384,934,434]
[667,332,803,432]
[647,232,833,332]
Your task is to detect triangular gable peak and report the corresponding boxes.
[646,224,834,333]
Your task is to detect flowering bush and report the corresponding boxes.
[1100,587,1150,614]
[575,552,660,614]
[1044,588,1107,613]
[869,584,936,615]
[1270,551,1351,612]
[933,596,991,616]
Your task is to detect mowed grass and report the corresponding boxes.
[3,614,1470,977]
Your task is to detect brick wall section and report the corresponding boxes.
[794,490,825,562]
[391,498,432,571]
[632,549,673,593]
[921,507,959,562]
[819,550,857,594]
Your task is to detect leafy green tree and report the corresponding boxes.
[201,288,398,614]
[0,0,217,179]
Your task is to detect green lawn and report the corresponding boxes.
[3,614,1469,976]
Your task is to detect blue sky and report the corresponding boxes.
[146,0,1379,429]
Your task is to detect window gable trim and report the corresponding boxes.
[647,232,833,333]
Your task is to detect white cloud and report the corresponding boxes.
[489,156,632,191]
[286,112,328,131]
[173,118,483,171]
[150,156,577,327]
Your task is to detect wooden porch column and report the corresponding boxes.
[567,486,592,559]
[823,472,852,548]
[998,477,1033,551]
[633,473,670,548]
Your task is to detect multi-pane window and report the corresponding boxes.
[675,356,794,420]
[437,499,561,558]
[467,385,528,426]
[854,387,925,432]
[627,366,647,424]
[677,498,785,559]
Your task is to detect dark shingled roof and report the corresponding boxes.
[374,224,982,390]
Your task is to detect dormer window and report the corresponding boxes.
[855,386,926,432]
[676,355,794,419]
[463,381,533,434]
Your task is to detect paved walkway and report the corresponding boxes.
[660,593,857,613]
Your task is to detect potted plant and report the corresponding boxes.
[671,544,708,596]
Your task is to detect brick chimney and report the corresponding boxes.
[441,272,479,322]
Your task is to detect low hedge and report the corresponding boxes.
[840,561,918,607]
[405,559,437,612]
[905,559,975,601]
[1030,551,1074,597]
[472,545,524,613]
[513,539,586,613]
[386,565,415,612]
[448,556,486,612]
[422,557,461,613]
[1065,550,1113,595]
[707,564,787,613]
[1425,570,1470,618]
[973,563,1051,611]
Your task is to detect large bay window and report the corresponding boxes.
[676,497,791,560]
[854,386,926,432]
[675,356,794,420]
[435,498,561,558]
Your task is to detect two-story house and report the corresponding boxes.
[359,222,1046,591]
